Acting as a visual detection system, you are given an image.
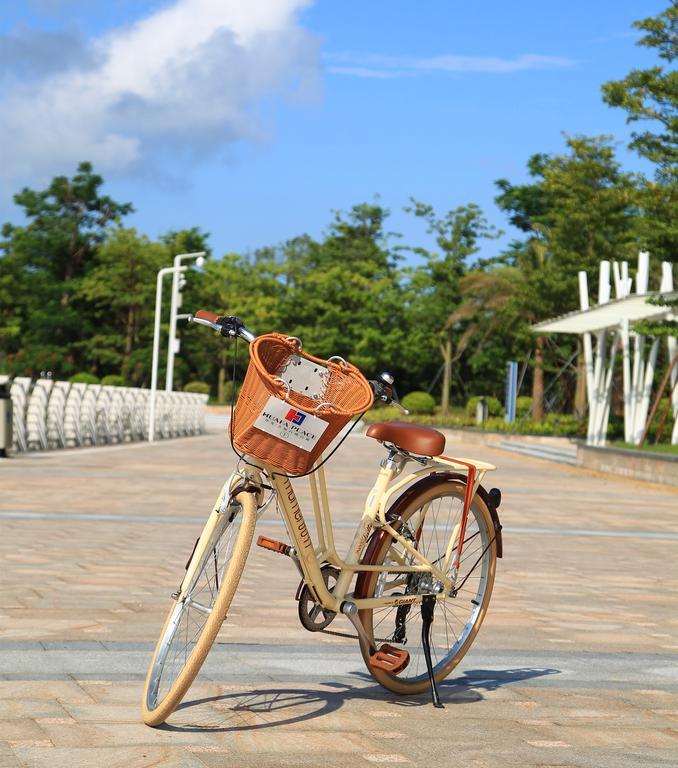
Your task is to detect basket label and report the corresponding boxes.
[253,396,328,452]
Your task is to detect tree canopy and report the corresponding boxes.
[1,3,675,419]
[601,3,677,181]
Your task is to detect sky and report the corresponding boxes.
[0,0,667,264]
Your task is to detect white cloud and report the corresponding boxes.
[0,0,319,192]
[0,25,95,79]
[326,51,575,78]
[326,66,397,79]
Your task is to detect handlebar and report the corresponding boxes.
[191,310,408,414]
[190,310,256,343]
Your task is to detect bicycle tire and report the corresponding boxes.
[141,489,257,726]
[356,476,496,695]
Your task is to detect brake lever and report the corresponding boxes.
[375,372,410,416]
[392,400,410,416]
[388,382,410,416]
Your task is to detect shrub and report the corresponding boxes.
[465,395,502,419]
[401,391,436,415]
[362,406,466,428]
[69,372,100,385]
[221,380,242,404]
[515,396,532,417]
[101,375,126,387]
[184,381,210,395]
[482,413,582,436]
[543,413,581,434]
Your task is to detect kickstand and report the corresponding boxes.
[421,595,444,709]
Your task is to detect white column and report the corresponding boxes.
[588,332,606,444]
[628,334,643,441]
[587,261,613,446]
[621,318,632,442]
[625,252,650,443]
[633,338,660,444]
[598,260,611,305]
[659,261,678,444]
[636,251,649,295]
[597,333,618,446]
[578,271,594,409]
[621,261,632,296]
[612,261,623,299]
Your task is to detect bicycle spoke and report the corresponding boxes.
[148,508,247,710]
[363,485,495,686]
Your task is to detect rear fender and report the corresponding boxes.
[355,472,502,599]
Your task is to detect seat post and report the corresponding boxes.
[380,447,407,474]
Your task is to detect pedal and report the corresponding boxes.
[256,536,292,556]
[369,643,410,674]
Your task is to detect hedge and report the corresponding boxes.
[69,372,100,385]
[465,395,502,418]
[401,391,436,415]
[101,375,126,387]
[221,380,242,404]
[184,381,210,395]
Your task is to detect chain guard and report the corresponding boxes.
[297,565,339,632]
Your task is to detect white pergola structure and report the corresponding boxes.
[533,253,678,447]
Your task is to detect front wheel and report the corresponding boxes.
[356,476,497,695]
[141,489,257,726]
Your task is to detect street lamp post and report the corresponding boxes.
[149,264,187,442]
[166,252,206,392]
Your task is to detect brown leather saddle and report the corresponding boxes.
[365,421,445,457]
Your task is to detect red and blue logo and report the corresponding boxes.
[285,408,307,426]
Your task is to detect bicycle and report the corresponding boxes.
[141,312,503,726]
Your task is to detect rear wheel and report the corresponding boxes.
[141,490,257,726]
[357,477,496,695]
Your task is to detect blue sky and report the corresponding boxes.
[0,0,666,264]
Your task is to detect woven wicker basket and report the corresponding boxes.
[232,334,373,474]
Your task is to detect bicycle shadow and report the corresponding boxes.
[159,666,559,733]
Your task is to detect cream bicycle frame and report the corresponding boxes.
[240,450,496,614]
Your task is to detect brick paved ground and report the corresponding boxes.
[1,426,677,767]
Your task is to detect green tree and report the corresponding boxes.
[0,162,133,374]
[404,202,501,413]
[161,227,211,259]
[0,247,25,368]
[601,3,678,266]
[495,136,642,417]
[182,247,286,400]
[3,162,133,304]
[75,227,168,379]
[445,266,524,387]
[282,204,406,378]
[601,3,678,181]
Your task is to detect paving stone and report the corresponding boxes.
[0,432,676,767]
[0,699,70,720]
[9,745,206,768]
[0,719,48,742]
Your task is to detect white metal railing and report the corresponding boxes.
[7,378,208,453]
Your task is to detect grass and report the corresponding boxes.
[610,441,678,456]
[363,406,677,448]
